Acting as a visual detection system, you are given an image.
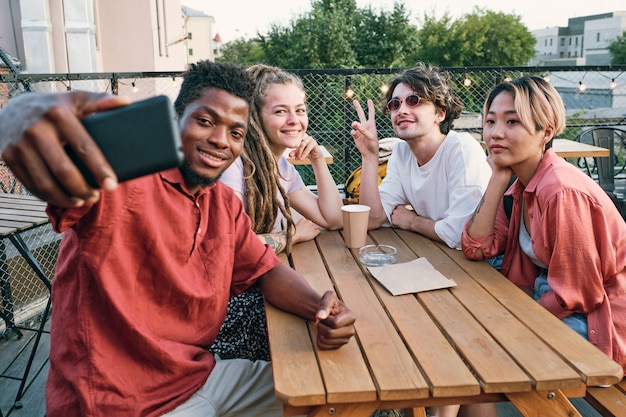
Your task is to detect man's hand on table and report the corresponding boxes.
[315,290,356,350]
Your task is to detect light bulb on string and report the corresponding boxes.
[345,88,355,99]
[578,81,586,93]
[172,76,178,88]
[463,77,471,87]
[132,82,139,93]
[380,84,389,94]
[610,79,616,90]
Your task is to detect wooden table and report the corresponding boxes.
[284,145,333,165]
[266,228,623,417]
[480,139,609,158]
[0,193,53,408]
[552,138,610,158]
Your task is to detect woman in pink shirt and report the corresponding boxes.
[462,76,626,374]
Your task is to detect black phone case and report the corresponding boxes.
[67,95,183,188]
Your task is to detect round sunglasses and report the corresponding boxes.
[386,94,422,112]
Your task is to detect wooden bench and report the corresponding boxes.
[585,378,626,416]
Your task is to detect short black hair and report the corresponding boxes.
[174,61,253,116]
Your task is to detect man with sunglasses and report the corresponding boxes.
[350,63,492,252]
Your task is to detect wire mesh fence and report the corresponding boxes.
[0,224,61,337]
[1,65,625,186]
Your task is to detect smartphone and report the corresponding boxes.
[66,95,184,188]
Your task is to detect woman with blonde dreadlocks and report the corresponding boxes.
[210,64,344,361]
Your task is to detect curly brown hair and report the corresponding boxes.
[382,62,463,135]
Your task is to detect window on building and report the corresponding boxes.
[188,48,193,56]
[560,52,564,58]
[597,33,600,42]
[545,39,548,46]
[550,38,553,46]
[575,37,578,46]
[574,51,577,57]
[569,38,572,46]
[560,38,565,46]
[188,32,192,40]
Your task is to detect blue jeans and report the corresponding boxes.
[533,273,588,340]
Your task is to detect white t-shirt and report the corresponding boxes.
[219,156,306,232]
[379,131,491,249]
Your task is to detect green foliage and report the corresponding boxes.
[216,38,266,67]
[352,3,420,68]
[609,31,626,64]
[412,7,535,67]
[260,0,358,68]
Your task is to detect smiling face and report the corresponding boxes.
[483,91,552,176]
[259,83,308,155]
[390,83,445,142]
[178,87,249,194]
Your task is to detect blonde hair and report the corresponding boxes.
[484,76,566,141]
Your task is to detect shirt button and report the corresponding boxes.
[589,329,596,335]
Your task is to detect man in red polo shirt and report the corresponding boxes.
[0,61,356,417]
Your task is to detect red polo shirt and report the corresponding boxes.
[45,168,281,417]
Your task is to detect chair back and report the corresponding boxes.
[576,126,626,193]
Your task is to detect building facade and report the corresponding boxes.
[0,0,187,74]
[531,11,626,66]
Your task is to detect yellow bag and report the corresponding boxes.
[344,137,401,200]
[344,161,388,199]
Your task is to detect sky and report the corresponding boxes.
[182,0,623,43]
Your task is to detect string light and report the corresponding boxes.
[345,88,355,99]
[380,84,389,94]
[132,81,139,93]
[463,77,472,87]
[609,78,616,90]
[578,81,586,93]
[172,76,178,88]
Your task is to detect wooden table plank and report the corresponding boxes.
[367,228,481,398]
[444,242,624,387]
[385,230,533,394]
[317,231,430,401]
[552,138,610,158]
[266,253,326,408]
[289,240,377,404]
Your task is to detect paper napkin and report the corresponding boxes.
[367,257,457,296]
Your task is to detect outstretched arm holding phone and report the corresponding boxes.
[0,92,129,207]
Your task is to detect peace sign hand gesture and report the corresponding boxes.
[350,99,380,161]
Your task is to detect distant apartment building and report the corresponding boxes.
[531,11,626,66]
[181,5,219,66]
[0,0,186,74]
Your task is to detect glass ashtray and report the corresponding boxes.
[359,244,397,266]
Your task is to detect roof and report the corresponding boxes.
[181,5,211,18]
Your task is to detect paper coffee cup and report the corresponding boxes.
[341,204,371,248]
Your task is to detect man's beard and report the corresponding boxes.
[180,162,220,188]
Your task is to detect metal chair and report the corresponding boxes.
[575,126,626,193]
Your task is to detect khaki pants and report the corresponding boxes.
[165,356,284,417]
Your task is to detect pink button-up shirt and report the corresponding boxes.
[462,149,626,373]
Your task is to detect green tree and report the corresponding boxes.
[413,8,535,67]
[352,3,419,68]
[216,38,266,66]
[411,12,462,66]
[609,31,626,64]
[261,0,358,68]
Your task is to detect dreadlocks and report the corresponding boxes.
[242,64,303,252]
